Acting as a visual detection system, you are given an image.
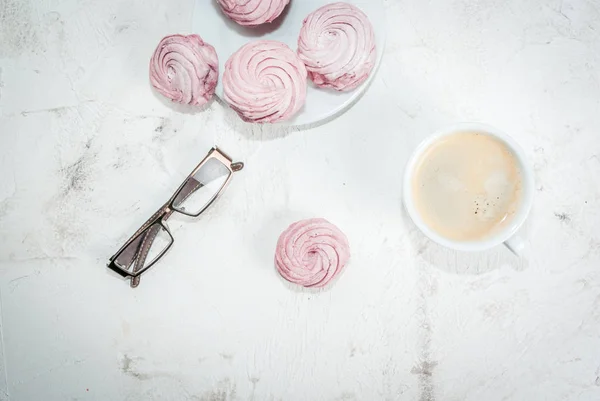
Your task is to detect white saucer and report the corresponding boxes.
[192,0,386,126]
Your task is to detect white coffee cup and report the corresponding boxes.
[403,123,534,255]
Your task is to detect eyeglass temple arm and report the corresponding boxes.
[130,225,158,287]
[130,208,174,287]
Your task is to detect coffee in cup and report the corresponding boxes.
[403,123,534,254]
[411,131,523,241]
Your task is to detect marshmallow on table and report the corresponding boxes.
[275,218,351,288]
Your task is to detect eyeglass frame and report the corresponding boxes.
[107,147,244,286]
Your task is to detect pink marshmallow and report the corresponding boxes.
[275,218,351,288]
[150,34,219,106]
[298,2,376,91]
[217,0,290,26]
[223,40,307,123]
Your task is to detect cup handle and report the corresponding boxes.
[504,235,526,256]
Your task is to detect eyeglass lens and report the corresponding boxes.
[114,223,173,276]
[172,157,231,216]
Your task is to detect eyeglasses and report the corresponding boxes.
[107,147,244,288]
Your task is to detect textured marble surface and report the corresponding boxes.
[1,0,600,400]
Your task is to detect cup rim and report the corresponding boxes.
[403,122,534,252]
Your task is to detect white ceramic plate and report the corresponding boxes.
[192,0,386,126]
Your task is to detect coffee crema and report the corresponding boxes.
[411,132,523,241]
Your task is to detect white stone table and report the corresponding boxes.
[0,0,599,400]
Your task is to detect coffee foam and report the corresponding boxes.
[412,132,523,241]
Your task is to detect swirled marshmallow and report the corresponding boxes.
[217,0,290,26]
[298,3,376,91]
[275,218,351,288]
[150,34,219,106]
[223,40,307,123]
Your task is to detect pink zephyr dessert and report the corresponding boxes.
[223,40,307,123]
[275,218,351,288]
[150,34,219,107]
[217,0,290,26]
[298,2,377,91]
